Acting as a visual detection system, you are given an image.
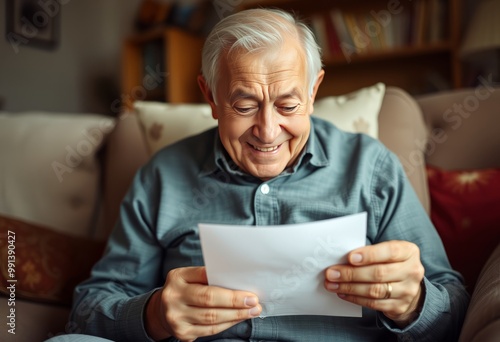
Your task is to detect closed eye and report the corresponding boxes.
[279,104,299,114]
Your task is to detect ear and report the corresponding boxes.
[308,69,325,114]
[197,74,219,119]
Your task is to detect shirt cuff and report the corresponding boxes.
[117,288,159,342]
[378,277,450,341]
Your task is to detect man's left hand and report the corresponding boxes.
[324,240,424,327]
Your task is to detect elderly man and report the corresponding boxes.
[61,8,468,342]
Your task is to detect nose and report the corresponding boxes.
[252,105,281,144]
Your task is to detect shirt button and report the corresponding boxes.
[260,184,270,194]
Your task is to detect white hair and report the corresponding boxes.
[201,8,323,99]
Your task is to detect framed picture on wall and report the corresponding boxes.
[5,0,61,50]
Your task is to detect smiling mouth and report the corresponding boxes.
[250,144,280,152]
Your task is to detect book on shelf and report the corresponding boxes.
[306,0,448,61]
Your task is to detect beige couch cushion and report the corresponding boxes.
[0,112,115,238]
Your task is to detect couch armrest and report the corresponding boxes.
[459,242,500,342]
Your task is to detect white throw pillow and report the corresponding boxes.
[134,83,385,155]
[134,102,216,155]
[312,82,385,139]
[0,112,116,238]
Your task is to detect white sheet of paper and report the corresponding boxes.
[199,212,367,318]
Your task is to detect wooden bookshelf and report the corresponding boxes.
[122,27,204,109]
[238,0,463,96]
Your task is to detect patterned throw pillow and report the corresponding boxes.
[0,215,106,306]
[426,165,500,293]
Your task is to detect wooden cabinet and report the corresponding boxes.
[122,27,204,109]
[238,0,463,96]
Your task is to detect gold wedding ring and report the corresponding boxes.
[384,282,393,299]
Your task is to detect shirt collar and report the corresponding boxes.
[199,117,329,178]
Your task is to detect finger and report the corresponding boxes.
[335,292,396,313]
[325,281,397,300]
[347,241,419,266]
[326,262,401,283]
[186,305,262,325]
[184,283,259,309]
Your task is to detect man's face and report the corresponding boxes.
[200,37,323,180]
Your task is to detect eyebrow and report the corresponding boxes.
[229,88,302,103]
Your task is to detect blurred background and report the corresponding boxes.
[0,0,497,115]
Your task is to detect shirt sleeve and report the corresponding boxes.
[70,165,163,341]
[369,149,469,342]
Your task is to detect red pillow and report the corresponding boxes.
[0,215,106,306]
[426,165,500,294]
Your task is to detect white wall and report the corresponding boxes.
[0,0,142,114]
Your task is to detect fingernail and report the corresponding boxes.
[327,270,340,280]
[351,253,363,263]
[249,306,261,317]
[245,296,257,306]
[326,283,339,291]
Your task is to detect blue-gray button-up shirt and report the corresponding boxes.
[71,117,469,341]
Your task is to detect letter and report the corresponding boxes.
[340,42,357,63]
[155,64,169,79]
[414,137,433,156]
[82,127,103,147]
[110,98,124,115]
[8,328,15,334]
[8,298,15,306]
[65,321,82,334]
[52,161,73,182]
[301,257,319,272]
[475,83,492,100]
[399,154,415,177]
[213,0,236,19]
[351,26,370,50]
[365,20,382,37]
[20,17,38,38]
[32,11,49,28]
[462,96,479,114]
[7,310,15,318]
[387,0,403,14]
[145,65,163,85]
[432,128,448,144]
[313,244,330,261]
[408,150,424,168]
[38,0,60,17]
[131,86,147,101]
[317,235,338,257]
[76,140,93,156]
[192,188,209,209]
[452,102,470,119]
[443,108,462,130]
[478,74,495,93]
[99,119,115,134]
[370,10,391,27]
[176,201,199,217]
[6,33,29,53]
[281,270,301,291]
[143,74,159,91]
[202,182,220,199]
[65,146,82,168]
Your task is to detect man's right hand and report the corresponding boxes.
[145,266,262,342]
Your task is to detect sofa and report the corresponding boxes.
[0,84,498,342]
